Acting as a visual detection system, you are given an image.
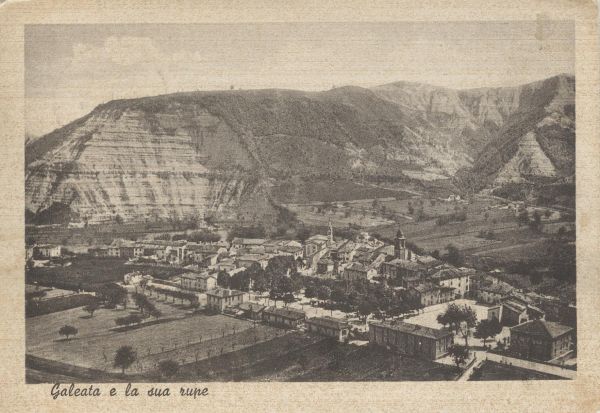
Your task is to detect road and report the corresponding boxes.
[459,350,576,380]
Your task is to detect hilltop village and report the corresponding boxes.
[25,219,576,381]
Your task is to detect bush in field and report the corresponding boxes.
[114,345,136,375]
[158,359,180,378]
[58,325,78,340]
[83,302,100,317]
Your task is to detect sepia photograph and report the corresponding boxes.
[24,20,577,383]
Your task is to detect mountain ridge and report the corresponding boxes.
[25,74,575,225]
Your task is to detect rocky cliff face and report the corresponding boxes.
[26,74,575,224]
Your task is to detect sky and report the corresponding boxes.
[25,21,574,137]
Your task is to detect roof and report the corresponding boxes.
[511,319,573,339]
[206,288,245,298]
[429,267,466,281]
[181,272,217,280]
[386,258,424,271]
[279,245,303,253]
[232,238,267,246]
[502,299,527,314]
[238,302,266,312]
[370,321,452,340]
[479,283,514,295]
[306,316,350,330]
[412,283,442,294]
[307,235,329,243]
[345,262,368,272]
[263,306,306,320]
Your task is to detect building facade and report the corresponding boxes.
[305,316,351,342]
[262,307,306,328]
[180,272,218,292]
[369,321,453,360]
[205,289,245,312]
[509,319,574,361]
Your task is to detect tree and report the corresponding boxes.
[98,283,127,308]
[304,284,317,298]
[58,325,78,340]
[517,209,529,227]
[294,227,310,243]
[316,286,332,301]
[158,359,179,379]
[358,300,375,322]
[217,271,231,288]
[448,344,469,370]
[529,210,543,232]
[443,244,464,267]
[81,303,98,318]
[474,318,503,348]
[436,303,478,347]
[114,345,137,375]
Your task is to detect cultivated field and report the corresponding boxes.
[26,257,186,291]
[26,301,281,374]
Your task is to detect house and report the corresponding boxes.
[236,254,270,270]
[107,246,121,257]
[501,296,545,327]
[34,244,62,258]
[402,274,423,289]
[509,319,574,361]
[369,321,454,360]
[205,288,245,312]
[180,272,218,292]
[406,283,455,307]
[278,245,303,260]
[231,238,267,250]
[89,247,110,258]
[304,234,329,258]
[238,302,266,320]
[381,259,425,282]
[476,283,514,304]
[262,306,306,328]
[216,258,237,272]
[428,267,470,298]
[316,258,335,275]
[341,262,376,282]
[329,240,355,262]
[305,316,351,342]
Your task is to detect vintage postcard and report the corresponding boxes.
[1,0,599,412]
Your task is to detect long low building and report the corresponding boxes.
[369,321,454,360]
[305,316,351,342]
[262,307,306,328]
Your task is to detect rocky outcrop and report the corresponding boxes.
[26,74,575,224]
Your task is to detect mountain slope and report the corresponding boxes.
[25,74,575,224]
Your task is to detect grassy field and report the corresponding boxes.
[270,179,409,204]
[26,257,186,291]
[469,360,562,381]
[26,297,284,375]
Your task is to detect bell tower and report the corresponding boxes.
[395,228,406,259]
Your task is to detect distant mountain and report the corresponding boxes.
[25,74,574,225]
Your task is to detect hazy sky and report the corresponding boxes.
[25,21,574,137]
